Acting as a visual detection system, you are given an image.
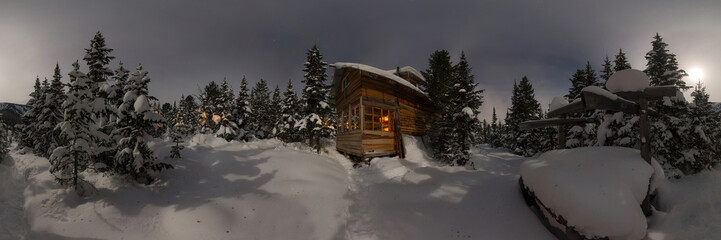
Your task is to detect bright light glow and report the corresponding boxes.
[688,67,704,82]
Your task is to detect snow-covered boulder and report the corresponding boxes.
[606,69,650,93]
[520,147,661,239]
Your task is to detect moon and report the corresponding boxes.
[688,67,704,82]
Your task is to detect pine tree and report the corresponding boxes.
[0,121,9,160]
[31,78,50,155]
[234,76,253,141]
[18,77,43,151]
[109,62,130,109]
[49,61,97,195]
[644,33,688,89]
[169,125,184,159]
[250,79,272,139]
[113,64,171,183]
[199,81,222,133]
[490,107,500,148]
[216,78,238,141]
[35,64,67,158]
[679,82,719,174]
[446,52,483,166]
[422,50,455,164]
[613,49,631,71]
[600,55,614,82]
[565,61,600,100]
[297,45,334,152]
[269,85,282,138]
[176,95,199,136]
[505,77,542,156]
[278,80,300,142]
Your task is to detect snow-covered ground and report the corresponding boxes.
[1,134,720,239]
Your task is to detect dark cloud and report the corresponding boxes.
[1,0,719,121]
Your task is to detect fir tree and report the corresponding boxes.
[505,77,542,156]
[679,82,719,174]
[297,45,334,153]
[250,79,272,139]
[613,49,631,71]
[176,95,200,136]
[490,107,501,148]
[49,61,97,195]
[278,80,300,142]
[35,64,67,158]
[233,76,253,141]
[113,64,171,183]
[169,125,184,159]
[199,81,222,133]
[269,85,282,138]
[644,33,689,89]
[600,55,614,82]
[109,62,130,109]
[446,52,483,166]
[565,61,599,100]
[421,50,455,164]
[18,77,43,151]
[216,78,238,141]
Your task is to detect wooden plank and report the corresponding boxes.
[615,86,678,102]
[582,90,640,114]
[519,118,596,130]
[362,138,395,145]
[547,100,585,118]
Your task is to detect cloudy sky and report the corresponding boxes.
[1,0,719,120]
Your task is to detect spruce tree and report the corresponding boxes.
[613,49,631,71]
[176,95,200,136]
[49,61,97,195]
[250,79,272,139]
[644,33,688,89]
[446,52,483,166]
[113,64,171,183]
[233,77,253,141]
[18,77,43,152]
[199,81,222,133]
[422,50,455,164]
[505,77,542,156]
[36,64,67,158]
[490,107,500,148]
[679,82,719,174]
[31,78,50,154]
[216,78,238,141]
[269,85,282,138]
[278,80,300,142]
[600,55,614,82]
[169,125,184,159]
[297,45,334,152]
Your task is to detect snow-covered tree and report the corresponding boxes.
[49,61,97,195]
[17,77,43,151]
[505,77,542,156]
[83,31,116,128]
[613,49,631,71]
[199,81,222,133]
[113,64,171,183]
[0,122,9,160]
[297,45,334,153]
[269,85,282,138]
[233,76,253,141]
[644,33,688,89]
[169,125,184,159]
[216,78,238,141]
[177,95,200,136]
[489,107,501,148]
[421,50,455,164]
[109,62,130,109]
[35,64,67,158]
[250,79,272,139]
[678,82,719,174]
[600,55,614,83]
[446,52,484,166]
[278,80,300,142]
[565,61,600,100]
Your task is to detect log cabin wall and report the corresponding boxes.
[333,66,433,159]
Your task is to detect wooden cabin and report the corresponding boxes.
[330,62,434,160]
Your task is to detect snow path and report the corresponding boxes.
[336,142,554,240]
[0,154,30,239]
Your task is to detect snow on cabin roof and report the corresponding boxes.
[330,62,427,96]
[388,66,426,82]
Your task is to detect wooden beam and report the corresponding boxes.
[547,100,585,118]
[519,118,596,130]
[615,86,678,102]
[581,90,640,114]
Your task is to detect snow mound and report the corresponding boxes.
[521,147,655,239]
[549,96,569,111]
[606,69,650,93]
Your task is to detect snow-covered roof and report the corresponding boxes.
[387,66,426,82]
[330,62,427,96]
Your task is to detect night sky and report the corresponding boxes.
[1,0,719,121]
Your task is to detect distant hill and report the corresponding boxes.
[0,102,31,126]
